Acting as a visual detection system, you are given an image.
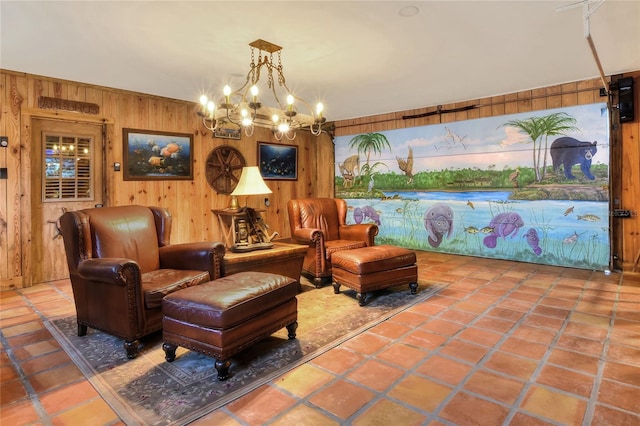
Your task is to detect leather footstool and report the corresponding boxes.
[331,245,418,306]
[162,271,298,381]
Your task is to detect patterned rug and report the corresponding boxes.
[46,278,445,425]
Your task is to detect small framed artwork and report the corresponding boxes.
[123,128,193,180]
[257,142,298,180]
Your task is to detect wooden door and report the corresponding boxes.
[29,119,104,285]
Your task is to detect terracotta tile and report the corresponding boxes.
[564,321,609,340]
[603,361,640,386]
[27,363,84,394]
[457,327,503,347]
[271,404,339,426]
[536,365,594,397]
[352,398,426,426]
[39,380,98,416]
[452,301,488,314]
[500,337,548,360]
[464,293,501,307]
[439,309,477,324]
[607,343,640,366]
[401,329,448,350]
[0,399,40,426]
[439,339,490,364]
[189,409,243,425]
[465,369,525,404]
[390,310,429,327]
[592,404,640,425]
[570,311,611,328]
[0,365,19,383]
[275,364,335,398]
[0,313,41,328]
[227,385,297,425]
[415,355,473,386]
[406,301,446,317]
[420,318,465,336]
[556,334,604,356]
[521,314,565,331]
[20,350,71,375]
[0,379,28,405]
[509,411,557,425]
[440,392,509,425]
[369,321,412,339]
[532,305,571,320]
[497,299,533,312]
[426,295,458,308]
[347,359,404,392]
[342,332,390,355]
[597,379,640,413]
[388,375,451,412]
[308,379,375,419]
[1,321,45,338]
[484,351,538,380]
[13,340,60,361]
[311,347,364,374]
[50,398,119,426]
[512,325,557,345]
[547,348,600,375]
[539,296,576,308]
[520,385,586,425]
[487,307,525,322]
[376,342,428,370]
[473,316,516,333]
[508,291,542,303]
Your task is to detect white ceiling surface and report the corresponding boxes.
[1,1,639,122]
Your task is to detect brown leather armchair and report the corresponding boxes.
[287,198,378,287]
[60,205,225,359]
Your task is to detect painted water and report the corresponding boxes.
[345,191,610,271]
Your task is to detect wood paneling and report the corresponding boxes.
[0,69,333,289]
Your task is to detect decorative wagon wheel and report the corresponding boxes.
[205,146,246,194]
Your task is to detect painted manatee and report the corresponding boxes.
[353,205,381,226]
[424,203,454,248]
[523,227,542,255]
[483,212,524,249]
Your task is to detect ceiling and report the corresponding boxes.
[1,1,639,122]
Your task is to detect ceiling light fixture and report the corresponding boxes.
[197,39,326,141]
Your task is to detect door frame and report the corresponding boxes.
[20,109,113,286]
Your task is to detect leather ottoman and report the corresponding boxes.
[162,271,298,381]
[331,245,418,306]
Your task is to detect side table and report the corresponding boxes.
[222,241,308,284]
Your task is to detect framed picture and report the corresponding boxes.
[123,128,193,180]
[257,142,298,180]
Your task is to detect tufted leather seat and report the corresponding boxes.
[287,198,378,287]
[60,205,225,359]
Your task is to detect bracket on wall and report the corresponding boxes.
[401,104,479,121]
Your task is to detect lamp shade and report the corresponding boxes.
[230,166,272,196]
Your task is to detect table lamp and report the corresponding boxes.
[229,166,272,210]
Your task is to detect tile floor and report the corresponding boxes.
[1,252,639,425]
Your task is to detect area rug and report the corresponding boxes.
[46,278,446,425]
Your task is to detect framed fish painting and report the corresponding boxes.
[123,128,193,181]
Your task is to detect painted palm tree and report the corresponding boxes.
[348,133,391,173]
[501,112,578,182]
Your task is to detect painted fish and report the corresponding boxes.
[480,226,495,234]
[577,214,601,222]
[523,228,542,255]
[424,203,454,248]
[353,205,381,226]
[467,200,475,210]
[482,212,524,249]
[464,226,480,234]
[563,206,574,216]
[563,231,581,244]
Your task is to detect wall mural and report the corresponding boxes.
[334,103,610,271]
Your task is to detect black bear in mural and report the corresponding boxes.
[550,137,598,180]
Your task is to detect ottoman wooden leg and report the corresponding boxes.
[124,340,140,359]
[409,282,418,295]
[332,281,341,294]
[286,321,298,339]
[215,359,231,381]
[163,342,178,362]
[356,292,368,306]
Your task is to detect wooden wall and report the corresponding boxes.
[1,69,638,289]
[0,69,334,289]
[333,73,640,274]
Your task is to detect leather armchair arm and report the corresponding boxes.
[292,228,324,243]
[77,258,140,285]
[339,224,379,246]
[159,242,226,280]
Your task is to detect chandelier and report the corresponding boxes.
[197,39,326,141]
